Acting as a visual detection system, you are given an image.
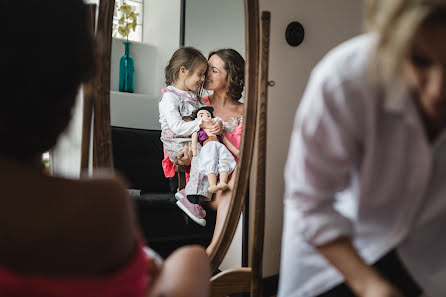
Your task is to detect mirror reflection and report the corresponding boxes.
[107,0,246,258]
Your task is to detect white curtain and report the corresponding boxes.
[50,89,84,178]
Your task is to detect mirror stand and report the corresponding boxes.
[81,0,114,172]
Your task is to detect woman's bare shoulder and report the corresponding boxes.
[0,170,137,274]
[50,171,131,213]
[63,173,136,236]
[234,101,244,113]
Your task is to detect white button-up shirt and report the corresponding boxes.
[278,34,446,297]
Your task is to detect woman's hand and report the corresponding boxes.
[176,143,192,166]
[200,120,223,135]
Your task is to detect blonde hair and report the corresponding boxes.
[165,47,207,86]
[365,0,446,84]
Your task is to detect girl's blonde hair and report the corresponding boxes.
[365,0,446,84]
[165,47,207,86]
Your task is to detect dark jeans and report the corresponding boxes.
[318,250,422,297]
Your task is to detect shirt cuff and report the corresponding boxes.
[294,205,354,246]
[194,119,203,132]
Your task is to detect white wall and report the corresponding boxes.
[51,89,84,178]
[111,40,157,95]
[185,0,245,58]
[259,0,364,277]
[143,0,182,95]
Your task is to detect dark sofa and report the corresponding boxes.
[111,126,216,258]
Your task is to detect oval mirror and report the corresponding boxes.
[83,0,259,271]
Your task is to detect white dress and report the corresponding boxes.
[278,34,446,297]
[158,86,203,163]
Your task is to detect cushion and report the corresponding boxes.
[111,126,171,193]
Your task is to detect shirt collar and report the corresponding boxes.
[382,81,421,126]
[382,79,411,112]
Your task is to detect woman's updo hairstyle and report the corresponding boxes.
[209,49,245,102]
[165,47,207,86]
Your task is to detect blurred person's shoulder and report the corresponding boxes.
[0,164,137,274]
[311,33,378,89]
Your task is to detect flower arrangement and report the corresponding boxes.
[115,2,139,41]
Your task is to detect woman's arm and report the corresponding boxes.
[221,134,239,157]
[317,237,403,297]
[147,245,211,297]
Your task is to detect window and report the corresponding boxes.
[113,0,144,42]
[84,0,144,43]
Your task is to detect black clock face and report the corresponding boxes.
[285,21,305,47]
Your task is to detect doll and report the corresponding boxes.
[191,106,239,193]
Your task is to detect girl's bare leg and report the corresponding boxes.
[206,166,238,255]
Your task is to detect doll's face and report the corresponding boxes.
[196,110,212,121]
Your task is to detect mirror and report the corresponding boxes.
[84,0,259,271]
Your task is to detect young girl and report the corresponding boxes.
[159,47,208,167]
[159,47,222,225]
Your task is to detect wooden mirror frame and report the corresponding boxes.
[82,0,259,271]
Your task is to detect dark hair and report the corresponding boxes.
[192,106,215,119]
[0,0,95,161]
[208,49,245,101]
[165,47,207,86]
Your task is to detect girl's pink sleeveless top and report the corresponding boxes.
[161,96,243,177]
[0,245,150,297]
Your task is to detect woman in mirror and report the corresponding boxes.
[278,0,446,296]
[0,1,210,296]
[200,49,245,254]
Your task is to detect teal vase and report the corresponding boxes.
[119,42,134,93]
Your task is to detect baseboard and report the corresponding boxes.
[263,274,279,297]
